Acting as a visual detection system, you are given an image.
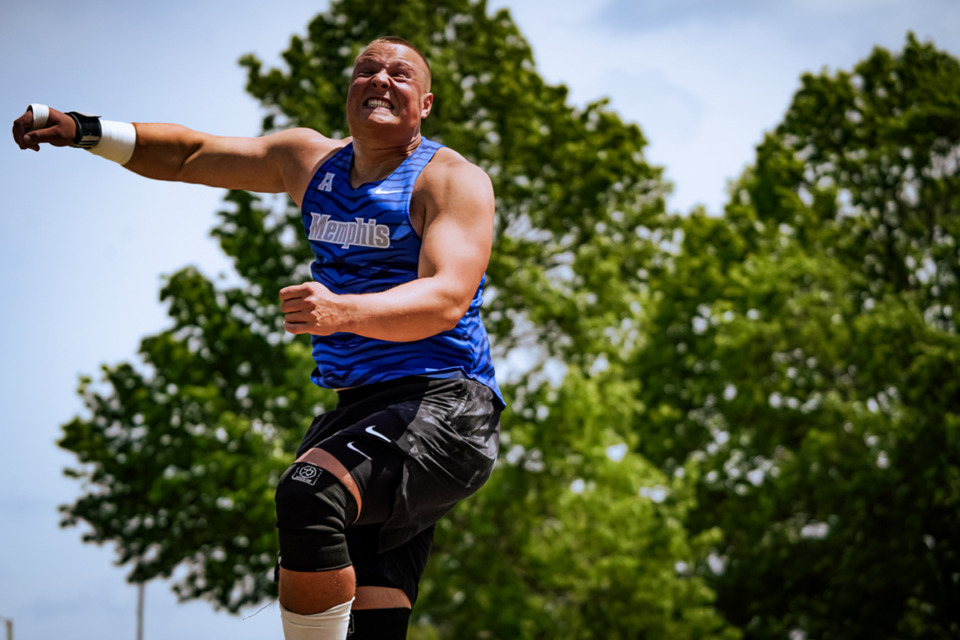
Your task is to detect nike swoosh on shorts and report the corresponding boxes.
[364,425,392,442]
[347,441,372,460]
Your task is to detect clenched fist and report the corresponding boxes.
[280,281,350,336]
[12,105,77,151]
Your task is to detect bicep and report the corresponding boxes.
[418,166,495,303]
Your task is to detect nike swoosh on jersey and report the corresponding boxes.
[373,187,403,194]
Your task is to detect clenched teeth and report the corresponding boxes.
[366,98,393,109]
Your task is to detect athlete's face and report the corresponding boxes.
[347,43,433,136]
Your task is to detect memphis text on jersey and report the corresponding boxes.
[308,213,391,250]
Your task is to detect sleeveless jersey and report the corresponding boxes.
[299,137,503,406]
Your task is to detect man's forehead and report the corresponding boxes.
[353,42,431,90]
[355,43,422,69]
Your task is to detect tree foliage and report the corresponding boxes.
[59,262,326,609]
[630,34,960,639]
[59,0,734,637]
[414,367,736,640]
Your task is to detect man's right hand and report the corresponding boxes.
[12,106,77,151]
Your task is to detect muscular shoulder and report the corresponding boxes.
[417,147,493,204]
[411,146,494,235]
[264,128,344,162]
[422,147,488,182]
[265,128,349,206]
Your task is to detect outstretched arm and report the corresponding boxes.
[280,153,496,342]
[124,123,327,196]
[12,105,333,203]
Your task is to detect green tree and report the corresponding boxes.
[59,264,326,609]
[630,35,960,639]
[414,367,736,640]
[59,0,736,637]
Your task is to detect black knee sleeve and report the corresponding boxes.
[349,608,411,639]
[275,461,358,571]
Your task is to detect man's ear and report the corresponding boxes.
[420,93,434,120]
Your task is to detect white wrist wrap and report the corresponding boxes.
[88,120,137,165]
[29,103,49,130]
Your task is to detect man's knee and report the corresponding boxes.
[275,461,359,571]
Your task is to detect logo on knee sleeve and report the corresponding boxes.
[291,463,322,486]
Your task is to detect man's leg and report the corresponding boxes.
[276,377,498,639]
[277,568,355,640]
[278,566,356,614]
[275,449,363,639]
[350,587,412,640]
[346,525,435,640]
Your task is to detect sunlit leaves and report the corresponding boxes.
[631,35,960,639]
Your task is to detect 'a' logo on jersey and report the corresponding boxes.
[309,213,391,249]
[317,172,335,192]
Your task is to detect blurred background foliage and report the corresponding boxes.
[57,0,959,637]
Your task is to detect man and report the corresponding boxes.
[13,36,503,640]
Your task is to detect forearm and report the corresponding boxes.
[339,278,469,342]
[123,123,203,181]
[284,277,471,342]
[12,105,289,193]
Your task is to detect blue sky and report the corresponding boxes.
[1,0,958,638]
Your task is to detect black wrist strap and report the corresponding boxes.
[66,111,102,148]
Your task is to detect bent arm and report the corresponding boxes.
[281,159,495,342]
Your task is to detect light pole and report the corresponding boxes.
[136,583,144,640]
[0,614,13,640]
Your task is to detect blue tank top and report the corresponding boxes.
[299,137,503,406]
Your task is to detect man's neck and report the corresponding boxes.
[349,133,423,188]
